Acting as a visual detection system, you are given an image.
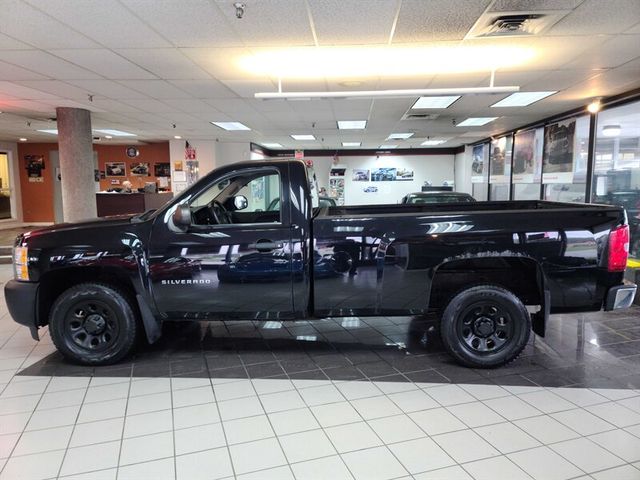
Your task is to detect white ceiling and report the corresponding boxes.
[0,0,638,149]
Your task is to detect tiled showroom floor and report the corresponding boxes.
[1,265,640,479]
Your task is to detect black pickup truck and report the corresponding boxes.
[5,159,637,368]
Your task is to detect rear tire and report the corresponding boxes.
[440,285,530,368]
[49,283,138,365]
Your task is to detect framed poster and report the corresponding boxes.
[352,169,369,182]
[512,128,543,184]
[371,168,396,181]
[25,155,44,181]
[154,162,170,177]
[542,118,576,184]
[396,168,414,181]
[471,144,488,183]
[489,135,512,184]
[130,162,150,176]
[105,162,126,177]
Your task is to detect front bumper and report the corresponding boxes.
[604,282,637,311]
[4,279,39,340]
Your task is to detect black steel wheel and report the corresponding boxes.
[50,283,138,365]
[440,285,530,368]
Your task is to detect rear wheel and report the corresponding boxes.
[49,283,138,365]
[440,285,530,368]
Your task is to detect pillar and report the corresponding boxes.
[56,107,97,222]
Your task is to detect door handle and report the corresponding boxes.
[249,240,283,252]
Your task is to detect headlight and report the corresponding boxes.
[13,246,29,281]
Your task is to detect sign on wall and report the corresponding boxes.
[471,144,488,183]
[542,118,576,184]
[489,135,512,184]
[512,128,543,184]
[25,155,45,182]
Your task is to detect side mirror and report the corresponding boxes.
[172,203,191,231]
[233,195,248,211]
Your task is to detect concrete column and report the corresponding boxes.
[56,107,96,222]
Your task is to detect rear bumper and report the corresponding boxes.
[4,280,39,340]
[604,282,637,311]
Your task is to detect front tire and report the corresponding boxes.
[49,283,138,365]
[440,285,531,368]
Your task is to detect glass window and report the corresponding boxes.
[590,100,640,256]
[513,183,541,200]
[472,183,488,201]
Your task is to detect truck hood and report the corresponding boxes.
[21,215,137,239]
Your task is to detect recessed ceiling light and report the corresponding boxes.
[387,133,414,140]
[421,139,447,146]
[337,120,367,130]
[95,129,137,137]
[18,138,27,142]
[342,142,361,147]
[587,99,601,113]
[37,129,58,135]
[456,117,498,127]
[602,125,621,137]
[412,96,460,109]
[174,135,182,139]
[491,91,556,107]
[104,135,113,139]
[210,121,251,131]
[291,134,316,141]
[262,142,283,148]
[379,144,398,149]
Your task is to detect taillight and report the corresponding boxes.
[608,224,629,272]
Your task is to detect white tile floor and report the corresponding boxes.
[0,265,639,479]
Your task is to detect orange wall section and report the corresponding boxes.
[18,142,170,223]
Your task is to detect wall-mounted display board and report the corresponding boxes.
[329,163,346,205]
[542,118,576,184]
[489,135,512,184]
[471,144,488,183]
[105,162,126,177]
[512,128,543,184]
[371,167,396,181]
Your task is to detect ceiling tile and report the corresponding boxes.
[0,33,33,50]
[168,79,236,99]
[180,47,253,81]
[550,0,640,35]
[220,79,278,98]
[162,99,224,114]
[2,0,98,49]
[0,81,58,100]
[121,0,240,47]
[118,80,194,99]
[563,35,640,70]
[214,0,314,46]
[393,0,492,43]
[125,99,174,113]
[115,49,211,80]
[51,49,156,79]
[27,0,172,48]
[490,0,581,11]
[308,0,397,45]
[15,80,93,100]
[0,61,49,81]
[0,50,100,80]
[65,79,150,99]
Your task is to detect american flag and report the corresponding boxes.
[185,141,196,160]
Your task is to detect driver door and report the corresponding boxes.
[148,165,298,319]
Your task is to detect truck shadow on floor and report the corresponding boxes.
[17,309,640,390]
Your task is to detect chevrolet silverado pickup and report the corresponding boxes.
[5,159,637,368]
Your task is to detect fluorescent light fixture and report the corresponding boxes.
[211,121,250,131]
[94,129,137,137]
[37,129,58,134]
[342,142,361,147]
[456,117,498,127]
[379,144,398,149]
[491,91,556,107]
[421,139,447,146]
[602,125,621,137]
[387,133,414,140]
[18,138,27,142]
[240,45,536,80]
[291,134,315,141]
[337,120,367,130]
[262,142,283,148]
[257,86,519,100]
[104,135,113,139]
[174,135,182,139]
[412,96,460,109]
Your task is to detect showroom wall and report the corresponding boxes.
[308,153,456,205]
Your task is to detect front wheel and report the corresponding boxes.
[440,285,531,368]
[49,283,139,365]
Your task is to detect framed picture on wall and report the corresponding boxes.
[154,162,170,177]
[489,135,512,184]
[371,168,396,181]
[396,168,414,181]
[542,118,576,184]
[105,162,126,177]
[352,169,369,181]
[130,162,150,176]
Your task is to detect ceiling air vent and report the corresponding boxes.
[402,112,440,121]
[466,11,568,38]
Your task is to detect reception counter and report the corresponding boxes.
[96,192,173,217]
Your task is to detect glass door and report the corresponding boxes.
[0,153,12,219]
